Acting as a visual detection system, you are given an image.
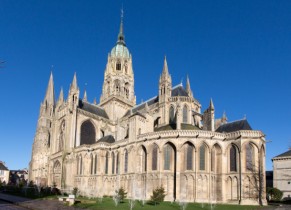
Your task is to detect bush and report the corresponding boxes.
[72,187,78,196]
[267,187,283,201]
[150,186,166,205]
[116,187,127,203]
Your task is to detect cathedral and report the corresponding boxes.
[29,16,267,205]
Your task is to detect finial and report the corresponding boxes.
[209,98,214,110]
[162,56,169,75]
[83,90,87,102]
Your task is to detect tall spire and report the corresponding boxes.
[186,75,193,97]
[70,72,78,90]
[43,71,55,105]
[117,7,125,46]
[209,98,215,110]
[162,56,169,76]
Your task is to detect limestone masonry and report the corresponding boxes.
[29,16,267,205]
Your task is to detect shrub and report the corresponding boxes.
[116,187,127,203]
[72,187,78,196]
[267,187,283,201]
[150,186,166,205]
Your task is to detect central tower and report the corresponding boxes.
[99,14,136,121]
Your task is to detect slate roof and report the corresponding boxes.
[216,119,252,133]
[97,135,115,144]
[0,162,8,171]
[273,150,291,158]
[78,100,109,119]
[154,123,201,132]
[171,85,188,97]
[123,84,189,117]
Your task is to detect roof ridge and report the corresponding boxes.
[222,118,247,125]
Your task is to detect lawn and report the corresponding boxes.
[74,197,264,210]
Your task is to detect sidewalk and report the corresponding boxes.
[0,193,82,210]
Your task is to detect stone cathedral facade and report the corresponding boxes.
[29,18,267,205]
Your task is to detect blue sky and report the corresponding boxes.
[0,0,291,170]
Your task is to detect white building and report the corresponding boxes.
[272,149,291,200]
[0,161,9,184]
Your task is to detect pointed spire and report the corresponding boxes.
[222,111,228,123]
[57,87,64,105]
[70,72,78,90]
[186,75,193,97]
[44,71,55,105]
[209,98,214,110]
[162,56,169,76]
[117,7,125,46]
[83,90,87,102]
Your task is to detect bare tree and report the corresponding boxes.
[248,162,265,205]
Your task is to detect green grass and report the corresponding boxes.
[74,197,264,210]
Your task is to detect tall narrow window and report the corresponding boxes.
[112,152,115,174]
[164,144,172,170]
[79,156,83,175]
[211,148,215,172]
[246,143,254,171]
[230,145,237,172]
[186,144,193,170]
[141,147,147,172]
[152,145,158,170]
[124,150,128,173]
[90,155,93,174]
[116,153,120,174]
[105,152,109,174]
[183,105,188,123]
[94,154,98,174]
[116,60,121,70]
[169,106,175,124]
[199,144,205,170]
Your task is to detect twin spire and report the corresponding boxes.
[43,72,55,106]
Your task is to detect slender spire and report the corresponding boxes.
[70,72,78,90]
[43,71,55,105]
[186,75,193,97]
[83,90,87,102]
[162,56,169,76]
[117,7,125,45]
[209,98,214,110]
[57,87,64,105]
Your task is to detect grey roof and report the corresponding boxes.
[171,85,189,97]
[78,100,109,119]
[273,150,291,158]
[0,162,8,171]
[216,119,252,133]
[154,123,201,132]
[97,135,115,144]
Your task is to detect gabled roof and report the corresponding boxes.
[171,85,188,97]
[0,162,8,171]
[78,100,109,119]
[97,135,115,144]
[216,119,252,133]
[273,149,291,159]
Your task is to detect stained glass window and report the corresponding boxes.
[230,145,237,172]
[124,150,128,173]
[164,144,171,170]
[80,120,96,145]
[200,144,205,170]
[183,105,188,123]
[152,145,158,170]
[246,143,253,171]
[186,144,193,170]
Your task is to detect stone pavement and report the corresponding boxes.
[0,193,83,210]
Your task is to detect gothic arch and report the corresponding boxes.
[80,120,96,145]
[137,145,147,172]
[151,143,159,171]
[182,104,188,123]
[199,142,210,171]
[181,141,195,171]
[169,105,176,124]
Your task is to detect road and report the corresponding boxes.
[0,200,28,210]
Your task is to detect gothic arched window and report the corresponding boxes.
[199,144,206,171]
[169,106,175,124]
[186,144,194,170]
[116,152,120,174]
[211,148,215,172]
[183,105,188,123]
[111,152,115,174]
[94,154,98,174]
[124,149,128,173]
[152,144,158,171]
[116,60,121,70]
[246,143,254,171]
[141,146,147,172]
[105,152,109,174]
[230,145,237,172]
[164,144,172,170]
[80,120,96,145]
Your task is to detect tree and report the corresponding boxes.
[117,187,127,203]
[267,187,283,202]
[150,186,166,206]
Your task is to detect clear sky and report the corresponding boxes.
[0,0,291,171]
